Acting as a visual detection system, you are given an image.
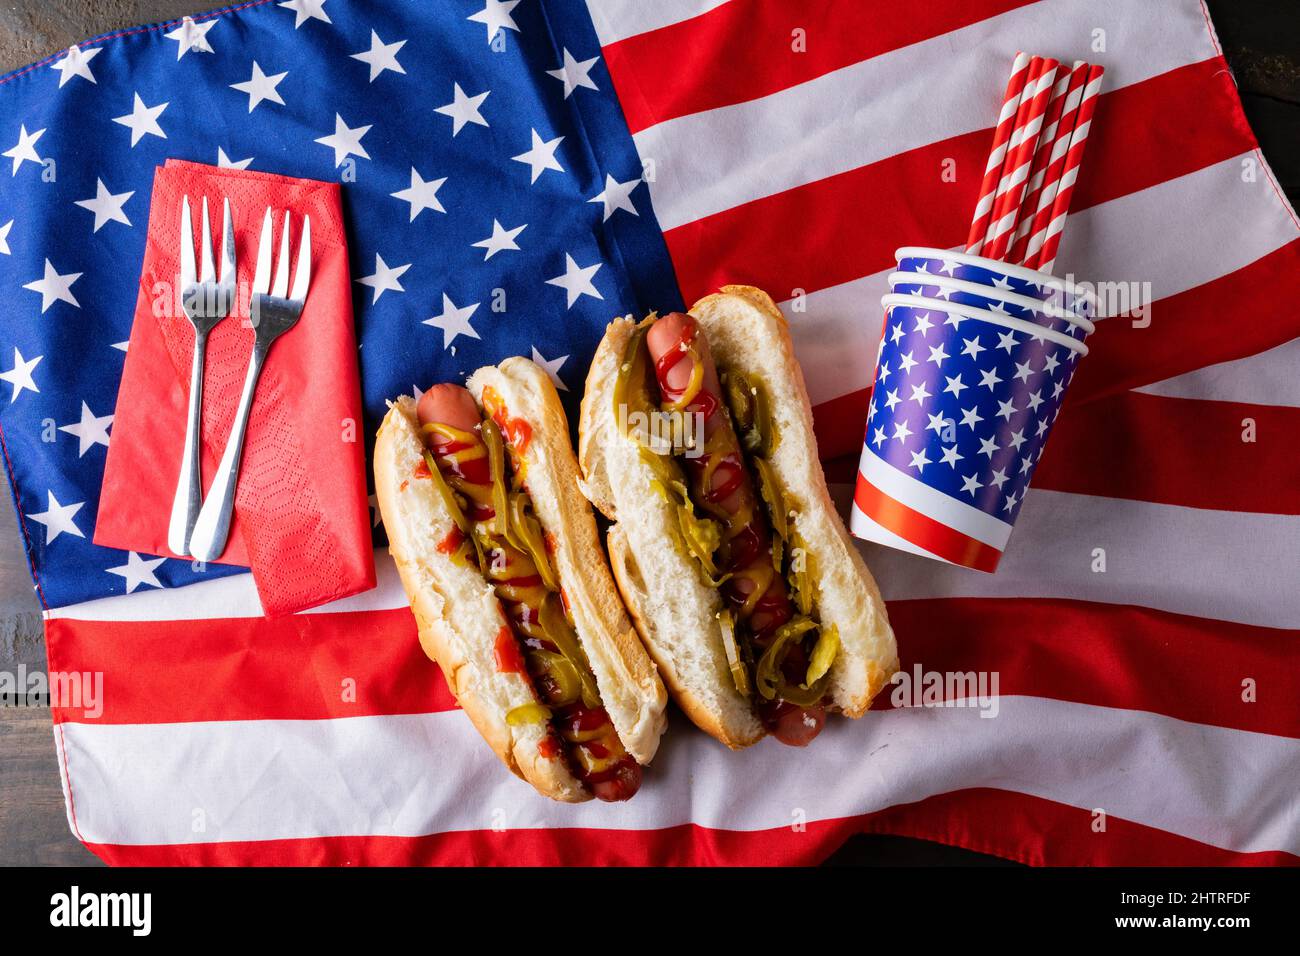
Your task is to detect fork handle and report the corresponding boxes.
[189,343,268,563]
[166,333,208,556]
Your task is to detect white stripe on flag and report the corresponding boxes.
[1136,337,1300,408]
[45,548,408,622]
[847,485,1300,629]
[635,0,1216,230]
[584,0,730,47]
[56,697,1300,854]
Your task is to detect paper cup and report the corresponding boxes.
[894,245,1095,318]
[887,271,1094,342]
[851,295,1086,572]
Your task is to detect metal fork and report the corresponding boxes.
[168,196,235,557]
[188,207,312,563]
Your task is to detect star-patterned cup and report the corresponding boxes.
[887,272,1094,343]
[894,246,1096,318]
[850,295,1088,572]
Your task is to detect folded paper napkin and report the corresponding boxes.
[95,160,374,615]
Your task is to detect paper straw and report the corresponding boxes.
[964,52,1031,255]
[1018,62,1091,266]
[982,57,1059,261]
[1007,61,1085,265]
[1033,63,1105,274]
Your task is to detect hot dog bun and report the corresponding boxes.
[466,358,668,764]
[374,359,667,802]
[579,286,898,746]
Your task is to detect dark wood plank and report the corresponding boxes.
[0,707,100,865]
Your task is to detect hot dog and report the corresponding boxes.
[375,360,667,802]
[645,314,824,746]
[579,286,897,749]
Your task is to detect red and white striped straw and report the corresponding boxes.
[1032,63,1105,273]
[981,57,1059,262]
[1018,62,1091,266]
[964,52,1031,255]
[1007,61,1084,264]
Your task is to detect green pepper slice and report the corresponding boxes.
[508,492,559,592]
[754,616,818,700]
[537,592,602,709]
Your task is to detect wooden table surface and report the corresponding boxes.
[0,0,1295,868]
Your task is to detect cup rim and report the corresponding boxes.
[887,271,1097,333]
[880,293,1089,355]
[894,246,1097,306]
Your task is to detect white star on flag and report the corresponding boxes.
[315,114,371,167]
[960,473,983,495]
[996,398,1018,421]
[978,436,1000,458]
[978,366,1002,391]
[107,552,166,593]
[1013,359,1035,383]
[4,124,45,174]
[959,405,983,429]
[351,31,406,82]
[472,220,525,260]
[883,388,900,411]
[23,259,81,312]
[989,468,1009,489]
[165,16,217,59]
[913,312,934,336]
[468,0,521,43]
[0,347,42,401]
[424,294,480,348]
[75,179,134,232]
[231,62,287,113]
[996,330,1019,353]
[587,174,640,221]
[530,347,569,391]
[390,167,447,221]
[545,254,602,308]
[546,49,600,98]
[925,412,948,435]
[28,491,85,543]
[943,373,966,397]
[434,83,489,135]
[355,254,410,303]
[279,0,331,28]
[512,129,564,183]
[926,343,948,365]
[113,93,168,146]
[217,147,253,170]
[892,420,913,442]
[897,350,917,374]
[871,426,887,448]
[908,449,931,473]
[908,382,931,406]
[1044,352,1061,374]
[59,401,113,456]
[940,445,964,467]
[1008,428,1028,451]
[0,219,12,255]
[961,336,984,358]
[51,45,100,87]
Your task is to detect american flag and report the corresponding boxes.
[1,0,1296,865]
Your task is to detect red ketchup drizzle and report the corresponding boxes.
[436,526,466,555]
[651,323,822,743]
[493,625,528,675]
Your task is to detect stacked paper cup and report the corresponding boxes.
[849,247,1095,572]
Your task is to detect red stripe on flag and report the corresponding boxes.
[45,607,451,724]
[811,238,1300,460]
[77,788,1299,866]
[666,57,1257,305]
[603,0,1036,135]
[853,475,1002,571]
[885,598,1299,738]
[1036,391,1300,514]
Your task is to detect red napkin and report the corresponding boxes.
[95,160,374,615]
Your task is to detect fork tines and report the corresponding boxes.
[179,195,236,312]
[252,207,312,308]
